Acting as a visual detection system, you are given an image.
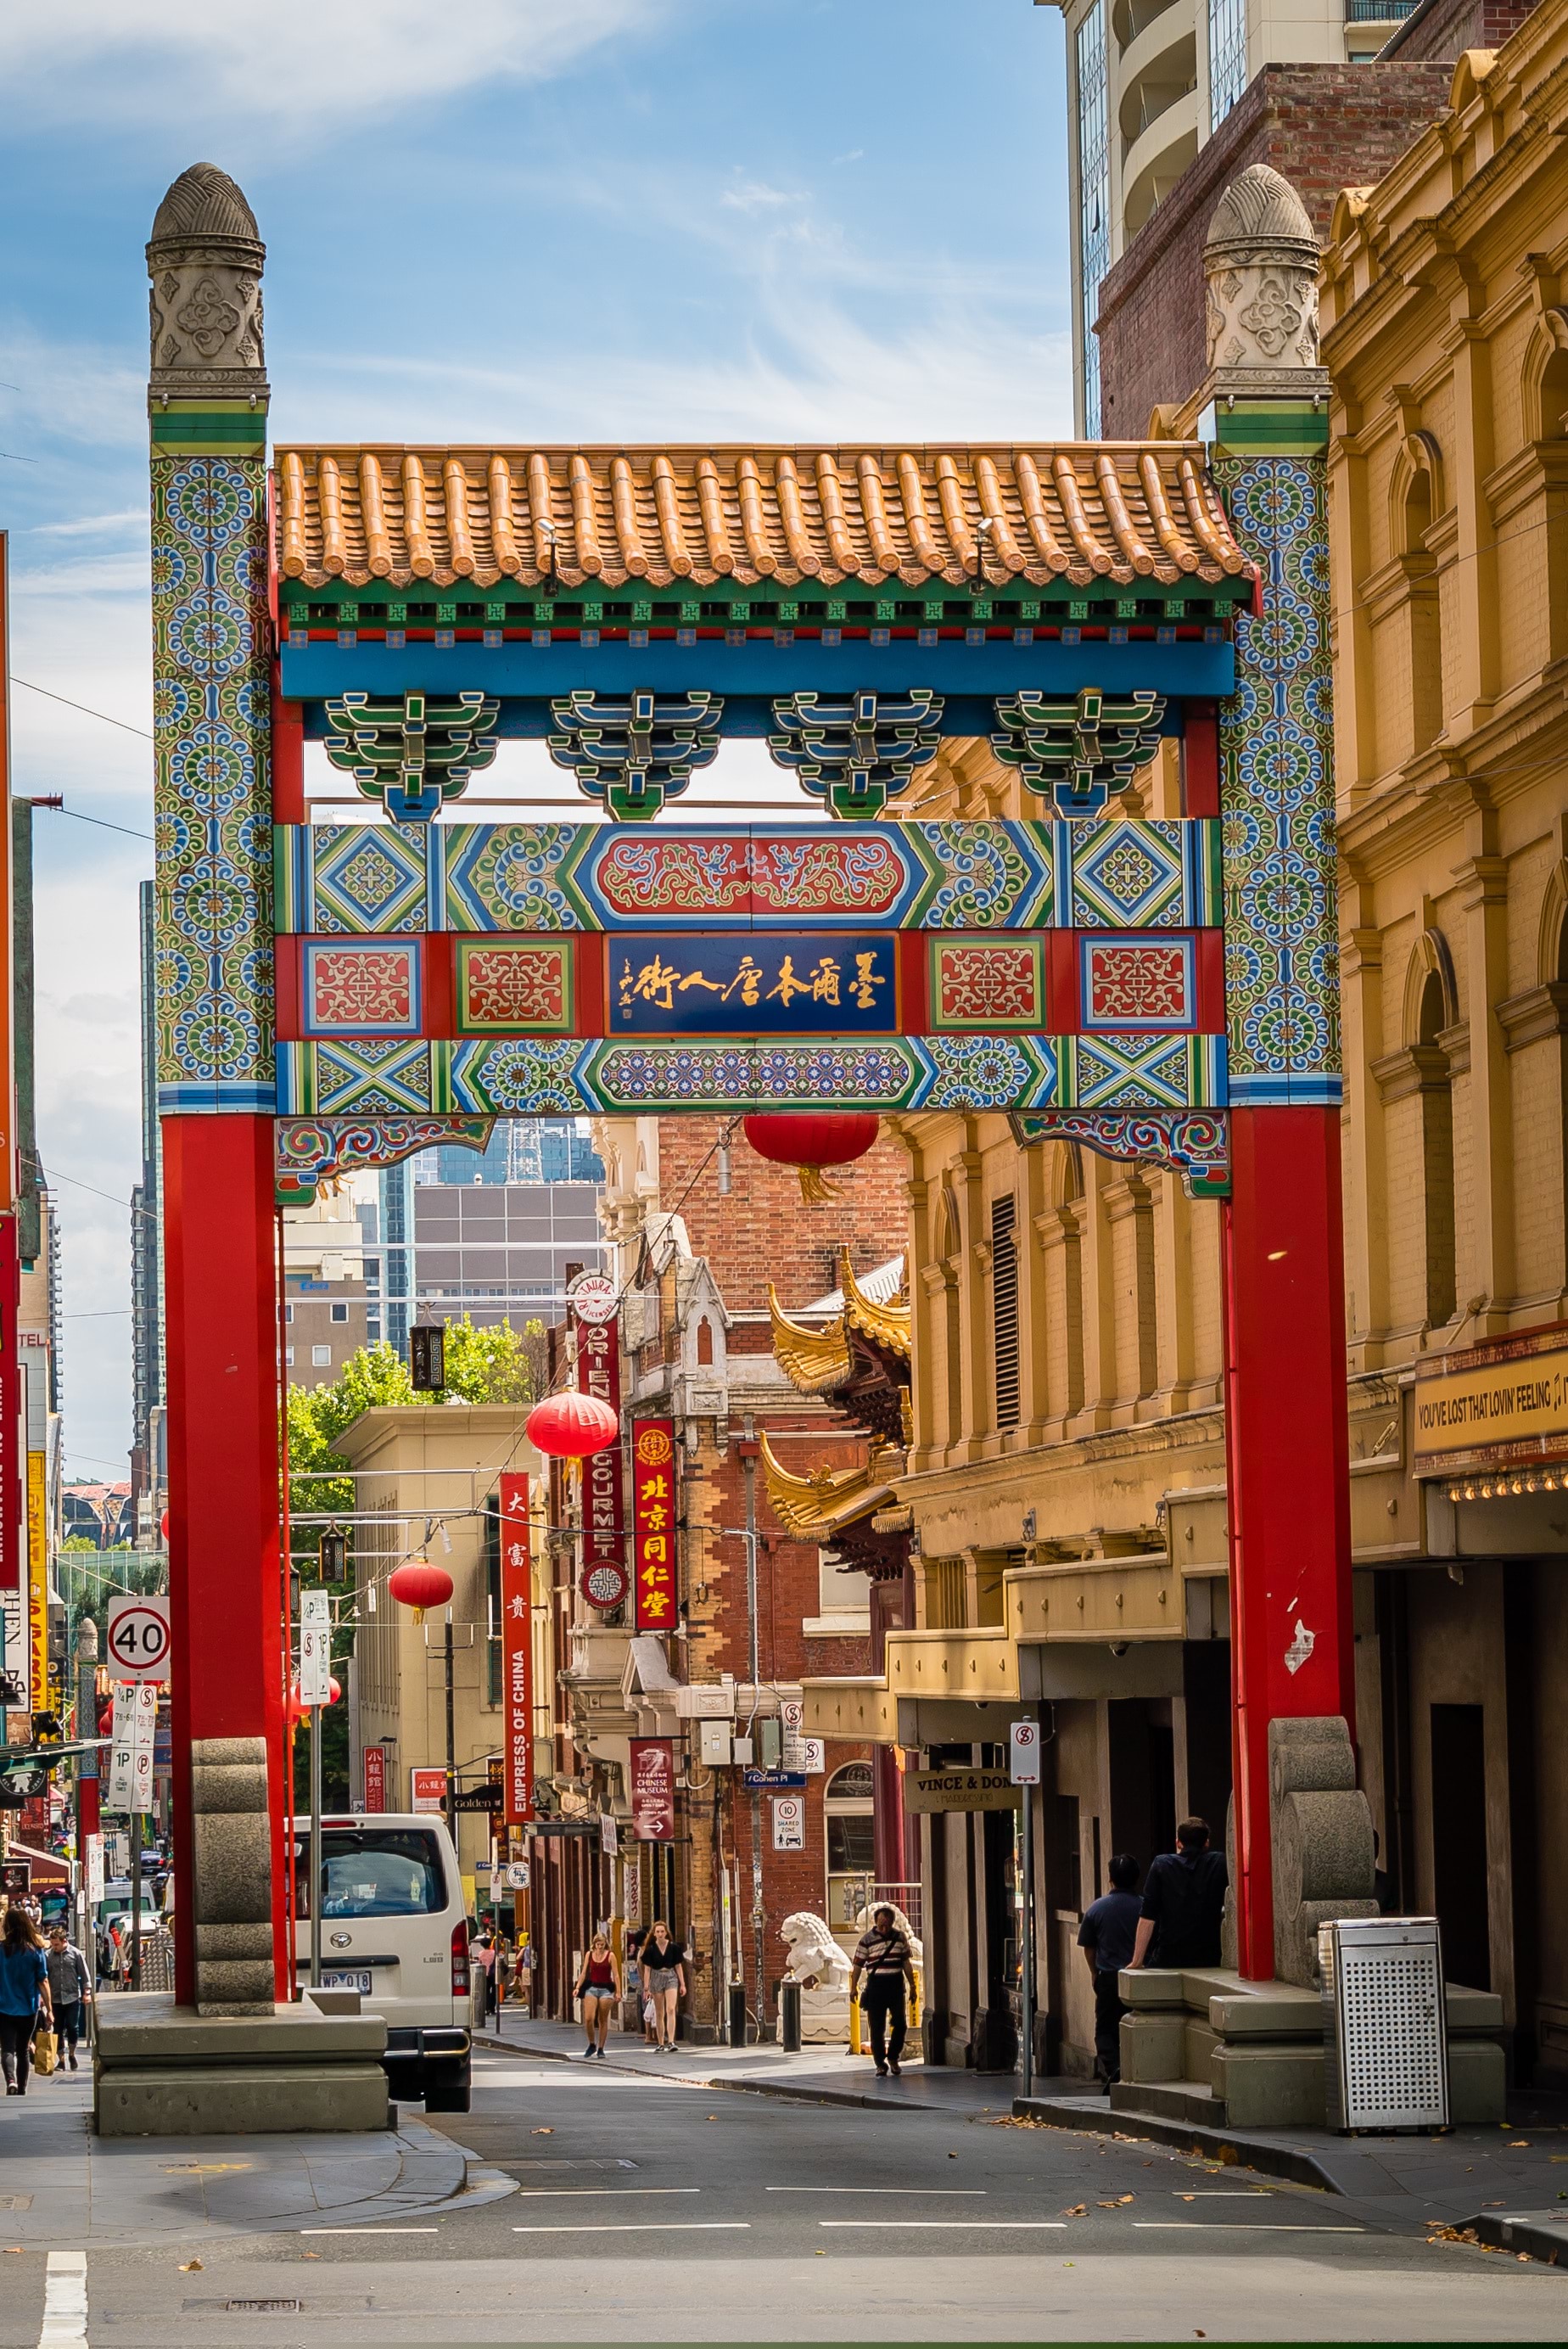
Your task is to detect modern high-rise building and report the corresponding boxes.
[1038,0,1417,429]
[359,1118,606,1355]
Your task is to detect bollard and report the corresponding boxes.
[849,1994,864,2056]
[728,1982,748,2048]
[780,1980,802,2052]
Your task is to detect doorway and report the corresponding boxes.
[1430,1702,1490,1990]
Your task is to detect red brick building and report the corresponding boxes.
[526,1116,910,2042]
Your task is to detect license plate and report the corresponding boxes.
[321,1970,372,1994]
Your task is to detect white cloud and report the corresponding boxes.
[0,0,666,128]
[31,510,146,538]
[720,175,799,212]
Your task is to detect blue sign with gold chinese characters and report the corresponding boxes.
[611,932,897,1034]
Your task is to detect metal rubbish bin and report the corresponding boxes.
[1319,1915,1448,2133]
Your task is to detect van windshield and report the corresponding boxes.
[292,1828,447,1920]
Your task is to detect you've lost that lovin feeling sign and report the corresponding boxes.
[1413,1325,1568,1472]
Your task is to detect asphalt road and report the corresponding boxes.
[3,2052,1565,2344]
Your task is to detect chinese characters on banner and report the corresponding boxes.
[613,932,896,1034]
[498,1472,534,1825]
[363,1744,386,1813]
[631,1419,677,1631]
[26,1447,48,1713]
[573,1301,627,1611]
[629,1736,675,1841]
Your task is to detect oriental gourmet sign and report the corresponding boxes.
[572,1291,627,1610]
[1413,1325,1568,1476]
[632,1419,677,1630]
[498,1472,534,1825]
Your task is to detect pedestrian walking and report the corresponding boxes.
[1128,1818,1228,1971]
[573,1931,622,2058]
[473,1929,498,2023]
[0,1908,53,2096]
[44,1926,91,2073]
[848,1903,916,2078]
[1078,1853,1142,2088]
[638,1920,687,2050]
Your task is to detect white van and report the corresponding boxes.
[293,1813,472,2112]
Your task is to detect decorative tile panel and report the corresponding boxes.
[908,822,1053,929]
[440,823,592,931]
[747,833,918,924]
[1079,936,1194,1029]
[152,454,274,1112]
[275,1113,494,1206]
[1064,1031,1224,1112]
[285,1037,435,1116]
[457,940,574,1034]
[277,823,428,934]
[302,940,421,1036]
[1010,1109,1230,1198]
[1212,451,1340,1104]
[1067,816,1204,931]
[930,939,1044,1029]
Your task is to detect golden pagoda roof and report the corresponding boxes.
[839,1250,911,1361]
[759,1431,895,1542]
[274,442,1252,591]
[768,1287,852,1394]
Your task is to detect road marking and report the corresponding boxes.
[767,2186,987,2195]
[300,2227,440,2235]
[39,2251,87,2348]
[512,2189,700,2198]
[1177,2190,1278,2198]
[818,2220,1066,2231]
[512,2223,751,2234]
[1134,2223,1367,2233]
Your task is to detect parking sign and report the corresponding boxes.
[1010,1718,1042,1786]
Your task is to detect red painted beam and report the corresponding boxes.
[1221,1104,1354,1981]
[162,1116,288,2004]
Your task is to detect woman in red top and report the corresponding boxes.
[572,1932,622,2060]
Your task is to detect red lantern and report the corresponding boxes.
[742,1113,880,1203]
[387,1557,455,1623]
[526,1388,619,1460]
[288,1675,342,1724]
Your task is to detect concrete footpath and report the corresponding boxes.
[1015,2083,1568,2267]
[0,2065,512,2245]
[475,2004,1013,2115]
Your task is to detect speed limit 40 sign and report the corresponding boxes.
[106,1595,171,1683]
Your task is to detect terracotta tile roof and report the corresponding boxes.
[274,443,1251,593]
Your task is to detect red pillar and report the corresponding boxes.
[1221,1105,1355,1979]
[163,1115,287,2004]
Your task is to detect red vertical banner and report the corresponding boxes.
[629,1736,675,1842]
[499,1471,534,1826]
[0,1218,17,1603]
[573,1300,626,1611]
[362,1745,385,1814]
[631,1419,677,1632]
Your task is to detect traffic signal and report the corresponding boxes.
[410,1325,445,1392]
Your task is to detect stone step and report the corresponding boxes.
[1111,2078,1228,2127]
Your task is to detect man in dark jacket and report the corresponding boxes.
[1078,1853,1142,2086]
[1128,1818,1228,1970]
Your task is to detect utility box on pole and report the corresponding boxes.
[1320,1916,1448,2133]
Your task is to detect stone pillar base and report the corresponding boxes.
[94,1998,391,2138]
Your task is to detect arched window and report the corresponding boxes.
[1417,967,1456,1328]
[1400,456,1443,754]
[825,1763,876,1931]
[695,1317,714,1366]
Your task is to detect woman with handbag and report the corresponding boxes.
[0,1908,53,2095]
[572,1932,621,2060]
[637,1920,687,2052]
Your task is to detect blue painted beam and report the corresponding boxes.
[283,636,1233,731]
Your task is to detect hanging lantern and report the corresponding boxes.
[525,1388,619,1460]
[387,1556,455,1623]
[742,1113,880,1203]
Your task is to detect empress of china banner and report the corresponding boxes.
[499,1472,534,1825]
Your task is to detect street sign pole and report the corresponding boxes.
[1010,1718,1043,2102]
[310,1697,322,1992]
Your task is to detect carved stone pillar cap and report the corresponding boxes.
[1202,162,1319,273]
[147,161,264,272]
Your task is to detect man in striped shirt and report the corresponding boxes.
[849,1907,916,2077]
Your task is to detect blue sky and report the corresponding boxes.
[0,0,1071,1477]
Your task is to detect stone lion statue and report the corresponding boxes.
[778,1912,853,2043]
[780,1912,852,1992]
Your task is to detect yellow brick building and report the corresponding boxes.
[804,24,1568,2090]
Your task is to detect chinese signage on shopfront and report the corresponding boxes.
[632,1418,677,1630]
